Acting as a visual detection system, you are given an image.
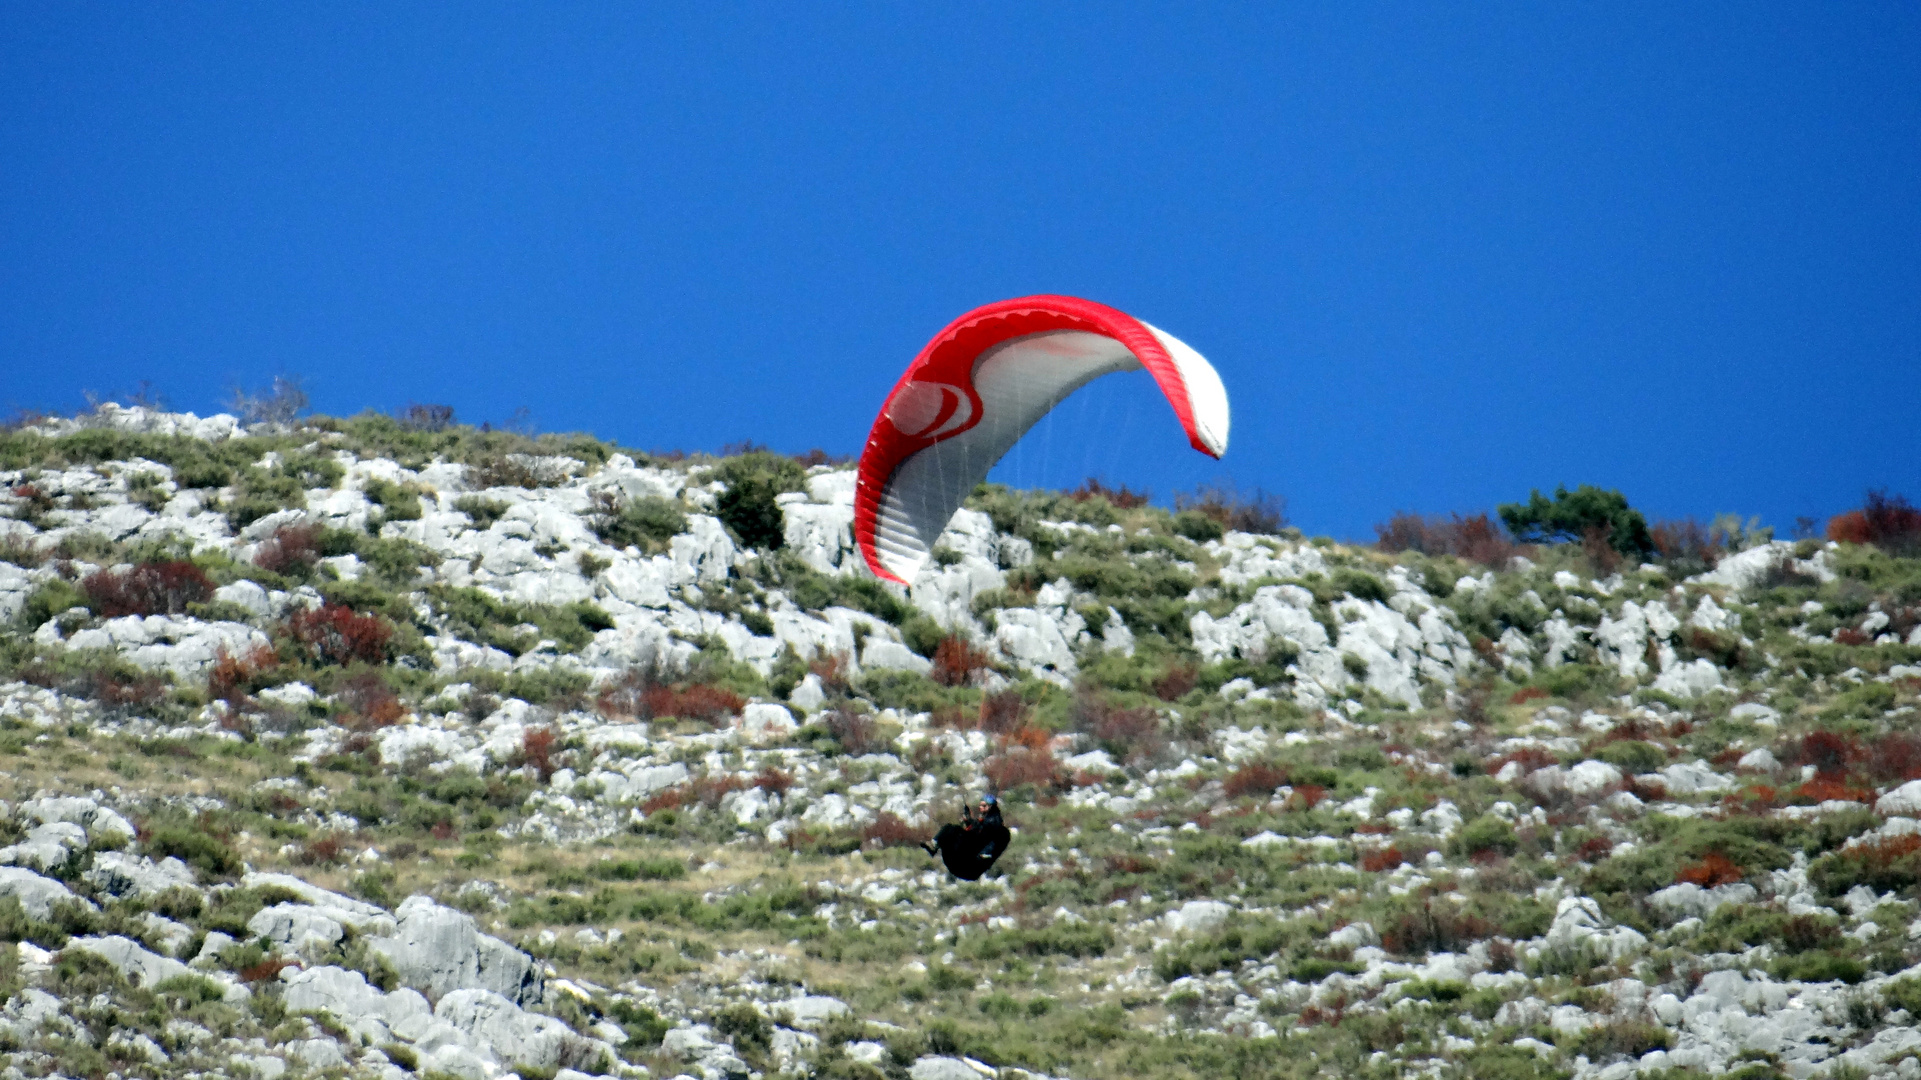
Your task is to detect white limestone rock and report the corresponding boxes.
[364,895,544,1006]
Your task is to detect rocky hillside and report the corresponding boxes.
[2,403,1921,1080]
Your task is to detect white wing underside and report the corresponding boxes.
[872,326,1227,583]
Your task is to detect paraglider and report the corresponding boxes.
[854,295,1230,584]
[921,793,1011,881]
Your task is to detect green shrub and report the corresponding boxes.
[146,825,238,878]
[714,452,805,549]
[363,478,423,521]
[1332,568,1389,603]
[452,496,510,529]
[1172,510,1224,543]
[608,998,671,1046]
[592,494,686,551]
[1770,951,1866,985]
[1598,740,1667,774]
[17,579,85,628]
[1452,815,1518,858]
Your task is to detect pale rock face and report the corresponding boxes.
[1690,594,1736,632]
[1164,899,1232,935]
[1594,601,1664,679]
[783,501,857,575]
[993,599,1081,684]
[862,637,930,675]
[1692,541,1835,592]
[247,903,348,952]
[0,822,87,872]
[671,514,737,587]
[212,579,276,618]
[20,795,136,842]
[1729,702,1780,726]
[911,559,1003,634]
[0,866,87,920]
[788,673,827,713]
[1210,534,1325,587]
[435,987,590,1069]
[1539,616,1583,668]
[364,895,544,1007]
[1099,606,1136,656]
[63,616,272,679]
[280,965,432,1045]
[85,852,197,900]
[1878,779,1921,816]
[1543,896,1646,960]
[1652,658,1726,699]
[1659,761,1734,795]
[1649,882,1758,923]
[739,702,798,744]
[1737,748,1778,771]
[66,934,193,989]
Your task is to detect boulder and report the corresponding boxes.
[1879,780,1921,816]
[1543,896,1646,961]
[738,702,798,744]
[280,965,432,1045]
[19,795,136,842]
[85,852,198,900]
[242,871,393,931]
[0,866,87,920]
[365,895,544,1006]
[0,822,87,871]
[911,1057,993,1080]
[775,994,850,1028]
[1566,760,1624,799]
[247,903,346,952]
[435,987,582,1068]
[66,934,191,989]
[1164,900,1232,936]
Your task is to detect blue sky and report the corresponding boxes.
[3,4,1917,540]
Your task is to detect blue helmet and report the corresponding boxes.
[980,793,997,805]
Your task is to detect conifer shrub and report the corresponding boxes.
[452,495,511,529]
[714,451,805,549]
[1498,484,1653,559]
[81,560,215,617]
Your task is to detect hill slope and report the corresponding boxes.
[2,404,1920,1080]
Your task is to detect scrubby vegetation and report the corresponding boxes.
[1,402,1920,1080]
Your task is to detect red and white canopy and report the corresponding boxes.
[854,295,1229,584]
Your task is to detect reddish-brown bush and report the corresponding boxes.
[1574,836,1615,862]
[430,820,457,841]
[595,666,745,725]
[209,643,280,704]
[1222,762,1289,800]
[809,653,851,695]
[82,560,214,617]
[1675,852,1743,888]
[1382,900,1491,956]
[1152,663,1198,702]
[1359,847,1406,873]
[753,767,794,795]
[1288,784,1327,810]
[1071,693,1165,765]
[1486,747,1559,775]
[1374,511,1520,566]
[1176,483,1288,534]
[823,708,882,755]
[84,669,168,710]
[334,670,404,729]
[239,956,303,982]
[521,726,559,781]
[296,834,346,866]
[930,635,991,687]
[285,604,391,665]
[253,524,323,575]
[1509,687,1549,705]
[791,448,852,468]
[983,745,1061,792]
[1650,518,1724,569]
[1791,777,1871,805]
[1829,490,1921,555]
[978,689,1028,735]
[1069,478,1151,509]
[1867,733,1921,783]
[1791,731,1856,779]
[860,811,932,849]
[689,774,751,809]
